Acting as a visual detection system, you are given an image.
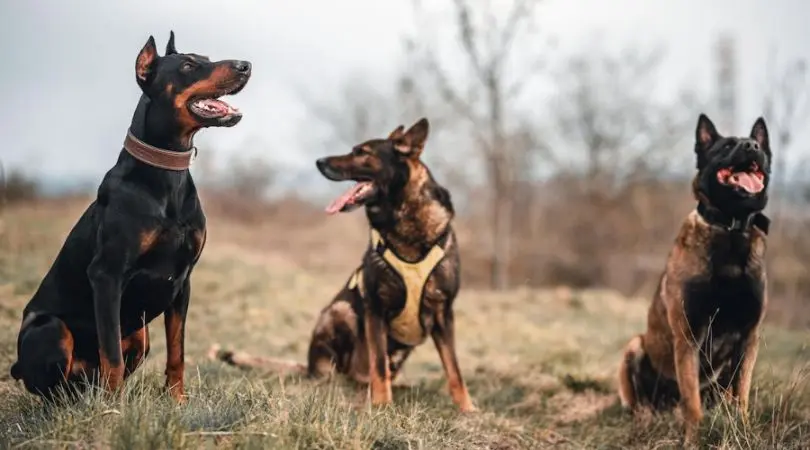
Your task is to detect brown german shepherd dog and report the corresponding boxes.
[212,118,476,412]
[617,113,771,442]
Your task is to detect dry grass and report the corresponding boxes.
[0,197,808,449]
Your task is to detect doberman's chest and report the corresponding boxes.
[135,222,203,278]
[121,218,205,327]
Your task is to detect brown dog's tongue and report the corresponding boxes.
[325,184,363,215]
[731,172,764,194]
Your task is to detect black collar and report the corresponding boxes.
[696,203,770,235]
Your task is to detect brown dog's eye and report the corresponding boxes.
[352,147,365,156]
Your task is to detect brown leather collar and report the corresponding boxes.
[123,131,197,171]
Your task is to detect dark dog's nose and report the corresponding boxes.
[233,60,251,75]
[316,158,328,172]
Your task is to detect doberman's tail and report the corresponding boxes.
[207,344,306,375]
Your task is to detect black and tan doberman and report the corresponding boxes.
[10,31,251,401]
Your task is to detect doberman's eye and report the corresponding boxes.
[180,61,196,73]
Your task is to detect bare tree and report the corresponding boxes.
[552,45,696,191]
[762,54,809,223]
[407,0,549,290]
[542,44,696,289]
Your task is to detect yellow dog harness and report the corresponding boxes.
[347,228,447,346]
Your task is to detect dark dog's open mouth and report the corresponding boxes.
[188,78,248,124]
[190,97,239,120]
[717,162,765,194]
[325,181,376,215]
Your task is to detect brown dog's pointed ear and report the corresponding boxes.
[387,125,405,140]
[136,36,159,89]
[750,117,771,155]
[394,118,430,157]
[166,30,177,56]
[695,113,720,152]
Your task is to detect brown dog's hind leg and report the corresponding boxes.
[618,335,645,409]
[306,299,361,379]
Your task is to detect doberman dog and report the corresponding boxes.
[618,114,772,442]
[9,31,251,401]
[212,118,476,412]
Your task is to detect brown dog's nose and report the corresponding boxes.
[233,60,251,75]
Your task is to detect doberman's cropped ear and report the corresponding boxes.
[136,35,159,90]
[394,118,430,157]
[165,30,178,56]
[750,117,771,157]
[387,125,405,140]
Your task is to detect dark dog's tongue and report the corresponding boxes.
[730,172,765,194]
[325,183,366,215]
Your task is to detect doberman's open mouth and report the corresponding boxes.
[717,162,765,194]
[325,181,376,215]
[189,96,240,120]
[189,78,248,122]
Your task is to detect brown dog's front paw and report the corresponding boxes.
[369,384,393,407]
[459,402,478,413]
[165,383,186,403]
[370,393,392,407]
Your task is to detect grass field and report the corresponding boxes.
[0,198,808,449]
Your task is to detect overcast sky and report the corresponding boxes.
[0,0,807,190]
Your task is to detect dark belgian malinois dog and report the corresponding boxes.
[10,32,251,400]
[617,114,771,441]
[211,118,476,411]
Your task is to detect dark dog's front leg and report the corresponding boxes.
[164,276,190,402]
[87,242,127,393]
[364,310,392,406]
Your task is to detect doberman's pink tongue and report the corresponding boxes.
[325,183,363,215]
[730,172,764,194]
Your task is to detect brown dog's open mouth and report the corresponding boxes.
[717,163,765,194]
[325,182,376,215]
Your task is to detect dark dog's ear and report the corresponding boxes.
[695,113,720,152]
[136,36,159,90]
[166,30,178,56]
[750,117,771,156]
[394,118,430,157]
[387,125,405,140]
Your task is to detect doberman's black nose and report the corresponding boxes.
[233,60,251,75]
[316,158,328,172]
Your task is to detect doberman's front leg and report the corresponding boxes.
[364,310,392,406]
[87,223,138,393]
[164,276,191,402]
[431,307,476,412]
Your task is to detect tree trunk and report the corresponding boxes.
[489,154,511,290]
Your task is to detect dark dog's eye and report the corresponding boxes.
[180,62,196,73]
[352,147,365,156]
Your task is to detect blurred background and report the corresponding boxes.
[1,0,809,326]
